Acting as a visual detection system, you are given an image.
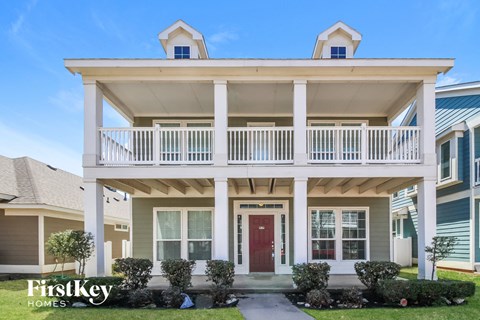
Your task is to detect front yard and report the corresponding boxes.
[303,267,480,320]
[0,280,243,320]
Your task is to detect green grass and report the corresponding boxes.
[303,267,480,320]
[0,280,243,320]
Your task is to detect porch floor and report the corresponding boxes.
[148,274,364,292]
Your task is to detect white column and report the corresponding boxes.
[214,80,228,166]
[83,80,103,167]
[294,80,307,165]
[294,177,308,263]
[84,180,105,276]
[214,178,229,260]
[417,178,437,280]
[416,81,436,166]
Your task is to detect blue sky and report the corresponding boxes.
[0,0,479,175]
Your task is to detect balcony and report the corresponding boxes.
[98,126,421,166]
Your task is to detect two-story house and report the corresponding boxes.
[65,20,453,279]
[392,81,480,272]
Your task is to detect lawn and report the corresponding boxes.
[0,280,243,320]
[303,267,480,320]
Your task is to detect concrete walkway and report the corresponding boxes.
[238,294,313,320]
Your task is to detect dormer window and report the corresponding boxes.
[331,46,346,59]
[174,46,190,59]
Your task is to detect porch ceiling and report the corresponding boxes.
[101,81,418,118]
[100,177,419,197]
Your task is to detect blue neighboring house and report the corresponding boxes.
[392,81,480,272]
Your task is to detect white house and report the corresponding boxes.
[65,20,453,279]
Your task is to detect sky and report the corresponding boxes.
[0,0,479,175]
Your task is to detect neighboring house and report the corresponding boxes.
[392,81,480,272]
[65,20,453,279]
[0,155,130,274]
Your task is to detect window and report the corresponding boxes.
[237,215,243,264]
[440,141,451,180]
[155,208,213,261]
[310,208,369,261]
[174,46,190,59]
[115,224,129,232]
[392,192,399,199]
[331,46,346,59]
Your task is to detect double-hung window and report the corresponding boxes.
[440,140,451,181]
[155,208,213,261]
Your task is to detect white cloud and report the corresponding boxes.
[0,120,82,176]
[49,88,84,113]
[91,11,126,42]
[8,0,38,36]
[209,30,239,44]
[436,75,461,87]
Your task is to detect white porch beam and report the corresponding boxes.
[376,178,411,194]
[416,81,436,166]
[293,80,307,165]
[248,178,256,194]
[83,80,103,167]
[183,179,204,194]
[84,180,105,276]
[214,80,228,166]
[138,179,169,194]
[214,178,229,260]
[268,178,276,194]
[341,178,368,194]
[358,178,390,194]
[307,178,320,193]
[97,83,134,123]
[160,180,186,194]
[387,178,419,194]
[324,178,347,193]
[294,178,308,264]
[117,179,151,195]
[230,178,239,195]
[417,178,437,280]
[100,179,135,195]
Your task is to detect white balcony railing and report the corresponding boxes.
[307,126,421,164]
[227,127,294,164]
[99,127,214,165]
[475,158,480,186]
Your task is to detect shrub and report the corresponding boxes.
[205,260,235,305]
[161,287,184,308]
[354,261,400,290]
[113,258,153,290]
[292,262,330,293]
[341,287,364,308]
[68,230,95,276]
[128,288,153,308]
[45,230,74,274]
[46,275,124,306]
[306,289,332,308]
[425,236,457,280]
[378,279,476,306]
[160,259,196,292]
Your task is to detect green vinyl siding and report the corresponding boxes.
[437,133,470,197]
[308,197,390,261]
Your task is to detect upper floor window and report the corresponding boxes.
[440,141,451,181]
[174,46,190,59]
[331,46,346,59]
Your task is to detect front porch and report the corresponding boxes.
[148,274,364,292]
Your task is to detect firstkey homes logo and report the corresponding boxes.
[27,279,114,307]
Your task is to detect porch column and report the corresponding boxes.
[417,178,437,280]
[83,80,103,167]
[294,177,308,263]
[416,81,436,166]
[214,80,228,166]
[293,80,307,165]
[214,178,229,260]
[84,180,105,276]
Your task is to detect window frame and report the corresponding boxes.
[330,46,347,59]
[308,207,370,263]
[114,224,129,232]
[439,140,452,181]
[153,207,214,263]
[436,135,461,187]
[173,45,191,59]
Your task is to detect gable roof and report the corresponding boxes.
[158,19,209,58]
[312,21,362,59]
[0,156,129,222]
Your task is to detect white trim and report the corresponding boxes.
[308,120,369,126]
[247,122,275,127]
[114,223,129,232]
[436,190,470,205]
[437,260,474,271]
[152,119,214,127]
[307,206,370,274]
[38,215,45,267]
[0,262,77,274]
[233,200,290,275]
[152,207,214,275]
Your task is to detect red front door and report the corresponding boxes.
[249,215,275,272]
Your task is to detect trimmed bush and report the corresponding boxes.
[113,258,153,290]
[306,289,332,308]
[161,287,184,308]
[160,259,196,292]
[354,261,400,290]
[128,288,153,308]
[292,262,330,293]
[46,275,124,306]
[205,260,235,305]
[378,279,476,306]
[341,287,364,308]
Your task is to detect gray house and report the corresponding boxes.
[392,81,480,272]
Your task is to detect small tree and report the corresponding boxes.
[68,231,95,276]
[425,236,457,280]
[45,230,74,274]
